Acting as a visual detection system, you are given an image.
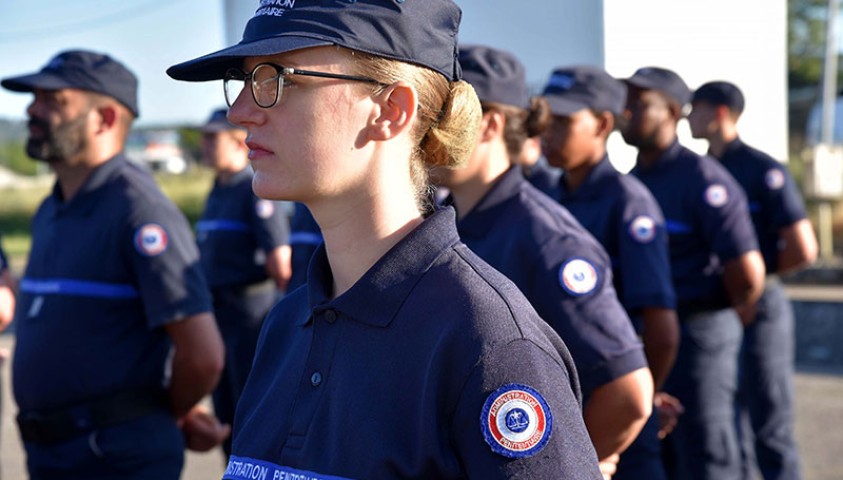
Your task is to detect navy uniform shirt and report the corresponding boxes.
[559,157,675,321]
[227,208,602,480]
[631,141,758,307]
[524,159,562,199]
[717,138,808,273]
[197,167,289,289]
[455,167,646,398]
[13,155,212,412]
[287,202,322,292]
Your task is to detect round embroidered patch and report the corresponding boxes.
[134,223,169,257]
[629,215,657,243]
[704,184,729,208]
[255,199,275,219]
[765,169,785,190]
[559,258,599,296]
[481,383,553,458]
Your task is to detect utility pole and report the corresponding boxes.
[816,0,841,259]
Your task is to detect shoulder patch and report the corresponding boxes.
[765,168,785,190]
[559,258,599,296]
[481,383,553,458]
[255,199,275,219]
[704,184,729,208]
[134,223,169,257]
[629,215,657,243]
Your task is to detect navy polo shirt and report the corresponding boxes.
[631,140,758,308]
[455,167,646,398]
[228,208,602,480]
[524,159,563,199]
[13,154,212,412]
[287,202,322,292]
[559,157,675,317]
[197,167,289,289]
[717,138,807,273]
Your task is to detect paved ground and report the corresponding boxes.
[0,339,840,479]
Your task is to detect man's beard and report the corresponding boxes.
[26,112,88,164]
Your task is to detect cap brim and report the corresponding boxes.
[1,72,76,93]
[543,95,590,117]
[167,36,334,82]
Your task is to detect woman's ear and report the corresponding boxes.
[367,81,417,141]
[595,111,615,139]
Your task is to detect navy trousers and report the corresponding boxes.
[25,412,184,480]
[663,307,743,480]
[737,279,801,480]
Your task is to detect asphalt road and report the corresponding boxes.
[0,337,840,479]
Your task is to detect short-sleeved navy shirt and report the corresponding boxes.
[455,167,646,398]
[287,202,322,292]
[524,160,563,199]
[13,155,213,412]
[631,141,758,307]
[717,138,808,273]
[559,157,675,317]
[227,208,602,480]
[197,167,289,289]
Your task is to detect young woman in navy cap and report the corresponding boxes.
[435,45,653,479]
[168,1,602,479]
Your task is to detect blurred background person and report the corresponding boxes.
[196,107,292,458]
[541,65,679,480]
[286,202,322,292]
[689,81,817,480]
[436,45,652,479]
[622,66,765,480]
[2,49,225,479]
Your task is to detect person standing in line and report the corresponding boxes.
[2,49,226,479]
[689,81,817,480]
[196,107,292,458]
[167,1,603,478]
[621,66,766,480]
[435,45,652,480]
[540,65,680,480]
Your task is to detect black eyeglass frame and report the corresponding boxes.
[224,62,387,109]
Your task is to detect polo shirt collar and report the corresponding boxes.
[50,153,127,209]
[559,155,613,201]
[456,166,524,237]
[300,206,461,328]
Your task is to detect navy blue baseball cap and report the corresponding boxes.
[541,65,626,116]
[458,45,529,108]
[1,50,140,117]
[168,0,463,83]
[200,108,245,133]
[692,81,745,114]
[625,66,690,108]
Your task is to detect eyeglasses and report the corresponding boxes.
[224,63,385,109]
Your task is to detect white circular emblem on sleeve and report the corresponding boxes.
[765,169,785,190]
[481,383,553,458]
[255,199,275,219]
[704,184,729,208]
[559,258,599,296]
[629,215,657,243]
[134,223,169,256]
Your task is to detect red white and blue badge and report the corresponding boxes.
[704,184,729,208]
[255,199,275,219]
[559,258,599,296]
[765,168,785,190]
[629,215,657,243]
[134,223,169,257]
[481,383,553,458]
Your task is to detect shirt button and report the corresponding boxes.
[324,309,337,323]
[311,372,322,386]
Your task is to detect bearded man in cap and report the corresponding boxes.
[2,50,226,479]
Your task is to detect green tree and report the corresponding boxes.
[789,0,836,89]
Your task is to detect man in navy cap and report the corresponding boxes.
[196,106,292,458]
[2,50,226,479]
[622,67,766,480]
[541,65,679,480]
[689,81,817,480]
